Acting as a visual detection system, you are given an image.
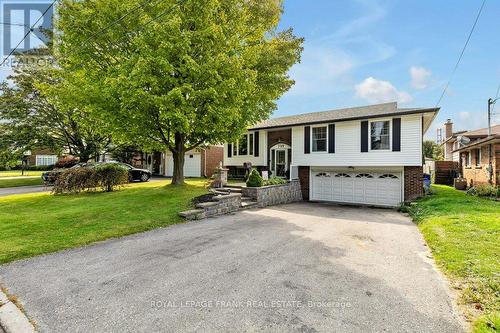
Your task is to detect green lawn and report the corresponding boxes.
[0,170,45,177]
[0,177,44,188]
[408,185,499,332]
[0,179,207,264]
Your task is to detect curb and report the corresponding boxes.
[0,290,35,333]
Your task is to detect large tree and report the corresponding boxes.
[0,53,114,162]
[423,140,444,161]
[55,0,303,184]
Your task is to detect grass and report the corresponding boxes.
[0,177,44,188]
[0,179,207,265]
[407,185,499,333]
[0,170,45,177]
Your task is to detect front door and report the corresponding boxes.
[275,149,286,177]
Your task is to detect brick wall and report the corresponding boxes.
[461,143,500,186]
[202,146,224,177]
[404,166,423,201]
[27,148,58,166]
[298,166,310,200]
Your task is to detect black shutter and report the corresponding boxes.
[254,131,259,157]
[227,144,232,158]
[328,124,335,153]
[304,126,310,154]
[392,118,401,151]
[361,121,368,152]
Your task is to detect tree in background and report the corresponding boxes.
[55,0,303,184]
[0,52,114,163]
[423,140,444,161]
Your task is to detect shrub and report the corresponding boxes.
[53,167,98,194]
[264,176,288,186]
[55,157,79,169]
[95,163,129,192]
[467,185,499,198]
[246,169,263,187]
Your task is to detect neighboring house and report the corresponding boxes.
[223,102,439,207]
[440,119,467,162]
[131,146,224,178]
[25,148,60,167]
[452,125,500,187]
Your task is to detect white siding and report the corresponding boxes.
[292,114,423,167]
[223,130,267,166]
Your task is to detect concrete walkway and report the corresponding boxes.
[0,185,50,197]
[0,203,465,332]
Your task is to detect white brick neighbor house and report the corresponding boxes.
[223,102,439,207]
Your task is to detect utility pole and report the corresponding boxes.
[488,98,493,136]
[487,97,498,184]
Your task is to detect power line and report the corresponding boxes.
[79,0,166,46]
[492,82,500,114]
[435,0,486,107]
[0,0,56,67]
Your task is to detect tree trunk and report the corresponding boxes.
[171,133,185,185]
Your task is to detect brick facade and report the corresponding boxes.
[202,146,224,177]
[460,143,500,186]
[404,166,423,201]
[298,166,310,200]
[27,148,59,166]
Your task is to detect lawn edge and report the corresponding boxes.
[0,287,36,333]
[407,213,471,332]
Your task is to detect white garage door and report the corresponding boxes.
[166,153,201,177]
[311,170,402,207]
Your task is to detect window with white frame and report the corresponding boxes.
[474,148,481,166]
[465,152,471,166]
[36,155,58,166]
[231,133,253,156]
[312,126,327,152]
[370,121,390,150]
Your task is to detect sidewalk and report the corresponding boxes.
[0,185,50,197]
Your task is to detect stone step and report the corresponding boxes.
[218,187,242,193]
[240,201,258,210]
[178,209,205,220]
[241,196,255,202]
[224,184,245,189]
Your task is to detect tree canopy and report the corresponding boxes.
[55,0,303,183]
[0,52,114,163]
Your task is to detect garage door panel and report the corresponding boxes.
[312,170,402,207]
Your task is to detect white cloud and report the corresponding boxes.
[410,66,431,90]
[355,77,413,104]
[286,45,354,97]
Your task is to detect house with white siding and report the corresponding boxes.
[223,102,439,207]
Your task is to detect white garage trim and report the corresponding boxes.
[309,167,403,207]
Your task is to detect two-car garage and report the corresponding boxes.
[310,168,403,207]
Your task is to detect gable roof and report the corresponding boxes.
[249,102,439,130]
[460,124,500,137]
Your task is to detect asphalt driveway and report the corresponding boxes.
[0,203,465,333]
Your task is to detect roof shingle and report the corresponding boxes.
[249,102,438,130]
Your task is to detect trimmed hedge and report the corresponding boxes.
[53,164,129,194]
[95,163,129,192]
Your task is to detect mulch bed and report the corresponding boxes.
[192,193,217,205]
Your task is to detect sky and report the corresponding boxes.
[275,0,500,139]
[1,0,499,140]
